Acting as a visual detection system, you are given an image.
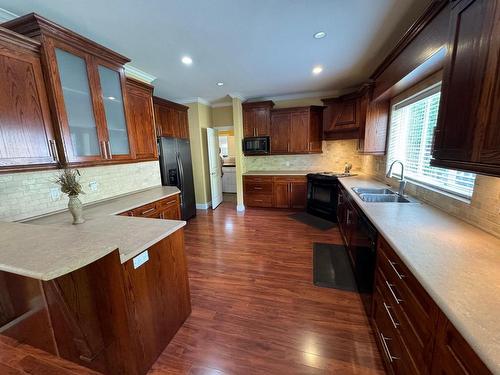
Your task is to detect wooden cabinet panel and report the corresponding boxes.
[153,97,189,139]
[289,111,309,153]
[273,181,289,208]
[243,175,307,209]
[431,313,491,375]
[125,78,157,161]
[270,111,291,153]
[289,180,307,209]
[322,96,360,139]
[373,235,490,375]
[122,229,190,374]
[118,194,181,220]
[3,13,134,167]
[432,0,500,176]
[270,106,324,155]
[361,99,389,155]
[0,28,58,172]
[242,101,274,137]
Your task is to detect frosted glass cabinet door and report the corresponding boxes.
[55,49,100,157]
[98,65,130,156]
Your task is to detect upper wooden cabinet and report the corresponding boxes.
[0,27,59,172]
[431,0,500,176]
[358,85,390,155]
[270,106,323,155]
[322,94,361,140]
[242,101,274,137]
[125,78,158,161]
[153,97,189,139]
[3,13,135,166]
[322,85,389,155]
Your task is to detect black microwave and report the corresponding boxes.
[242,136,270,155]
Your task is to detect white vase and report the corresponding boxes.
[68,195,85,224]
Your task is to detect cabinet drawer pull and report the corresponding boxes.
[383,302,399,329]
[140,207,156,215]
[385,281,403,304]
[380,333,399,363]
[388,260,406,280]
[253,187,263,190]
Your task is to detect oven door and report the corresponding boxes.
[306,178,338,221]
[242,137,270,155]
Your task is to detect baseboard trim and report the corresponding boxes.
[236,204,245,212]
[196,202,212,210]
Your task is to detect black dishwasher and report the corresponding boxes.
[339,184,378,316]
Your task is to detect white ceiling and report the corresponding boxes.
[0,0,431,104]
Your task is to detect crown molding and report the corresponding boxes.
[247,89,351,103]
[211,101,233,108]
[176,97,211,106]
[0,8,17,22]
[228,93,246,101]
[124,65,156,84]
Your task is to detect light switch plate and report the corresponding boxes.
[133,250,149,269]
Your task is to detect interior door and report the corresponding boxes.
[207,128,223,209]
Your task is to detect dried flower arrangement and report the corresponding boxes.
[54,168,85,197]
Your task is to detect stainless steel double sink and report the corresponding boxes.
[351,187,411,203]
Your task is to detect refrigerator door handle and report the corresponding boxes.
[176,152,184,189]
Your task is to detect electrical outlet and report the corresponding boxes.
[285,161,290,167]
[89,181,98,192]
[50,187,61,202]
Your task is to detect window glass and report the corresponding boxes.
[387,83,476,198]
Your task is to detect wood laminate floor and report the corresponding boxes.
[150,202,385,374]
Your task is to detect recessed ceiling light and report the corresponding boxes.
[181,56,193,65]
[217,82,224,87]
[313,31,327,39]
[312,66,323,75]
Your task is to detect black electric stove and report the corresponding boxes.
[306,172,355,221]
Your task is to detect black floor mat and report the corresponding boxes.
[313,243,357,291]
[289,212,336,231]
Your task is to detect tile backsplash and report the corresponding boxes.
[0,161,161,222]
[362,154,500,238]
[244,140,363,172]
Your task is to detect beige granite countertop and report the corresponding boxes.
[243,170,319,176]
[0,186,184,280]
[338,175,500,373]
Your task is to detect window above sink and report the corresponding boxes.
[387,81,476,200]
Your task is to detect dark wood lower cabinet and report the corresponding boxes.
[0,230,190,375]
[118,194,181,220]
[372,237,491,375]
[243,175,307,209]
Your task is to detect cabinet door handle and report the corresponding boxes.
[106,141,112,159]
[388,260,406,280]
[385,281,403,304]
[380,333,398,363]
[140,207,156,215]
[383,302,399,329]
[346,209,351,224]
[49,140,59,162]
[338,194,343,205]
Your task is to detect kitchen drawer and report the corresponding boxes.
[129,202,159,217]
[372,287,419,375]
[157,195,179,208]
[244,193,273,207]
[243,176,274,184]
[375,268,431,373]
[272,176,307,183]
[244,181,273,194]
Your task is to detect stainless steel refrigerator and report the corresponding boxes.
[158,137,196,220]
